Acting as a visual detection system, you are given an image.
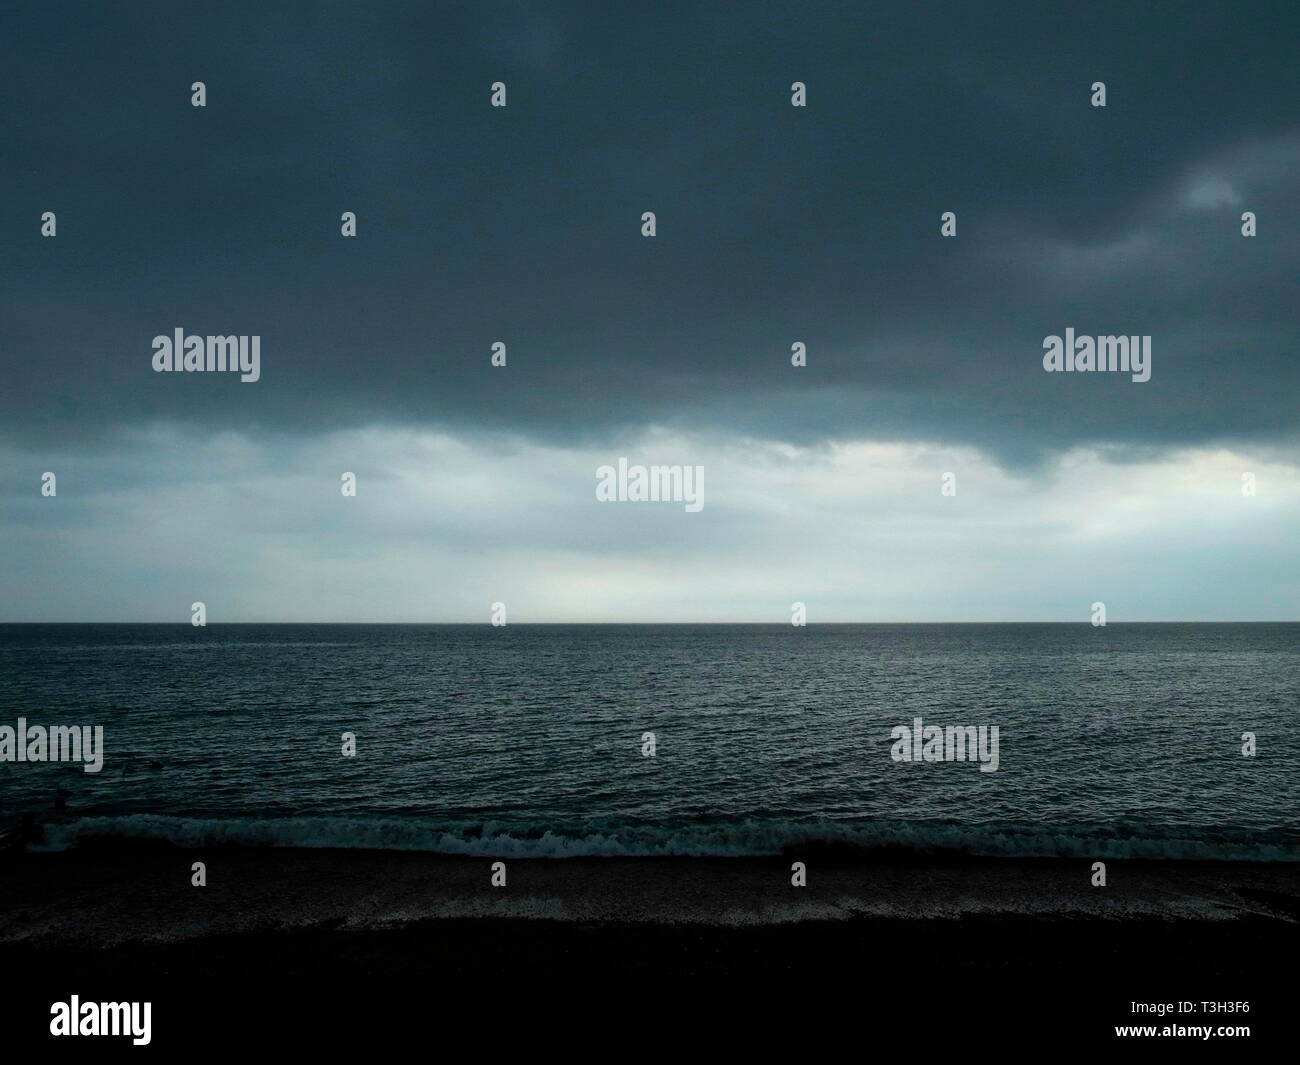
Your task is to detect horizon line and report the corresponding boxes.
[1,620,1297,626]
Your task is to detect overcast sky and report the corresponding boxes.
[2,1,1297,621]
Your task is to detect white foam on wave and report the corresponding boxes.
[32,813,1300,861]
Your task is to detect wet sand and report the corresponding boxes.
[3,843,1295,1051]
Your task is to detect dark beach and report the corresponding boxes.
[3,843,1294,1051]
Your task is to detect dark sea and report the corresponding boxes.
[1,623,1296,860]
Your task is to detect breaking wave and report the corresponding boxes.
[32,814,1300,861]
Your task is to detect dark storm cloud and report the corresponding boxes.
[1,0,1296,464]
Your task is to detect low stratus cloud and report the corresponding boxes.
[3,427,1296,621]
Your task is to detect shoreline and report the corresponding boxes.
[5,843,1299,944]
[4,845,1294,1050]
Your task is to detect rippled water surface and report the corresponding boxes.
[1,624,1296,858]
